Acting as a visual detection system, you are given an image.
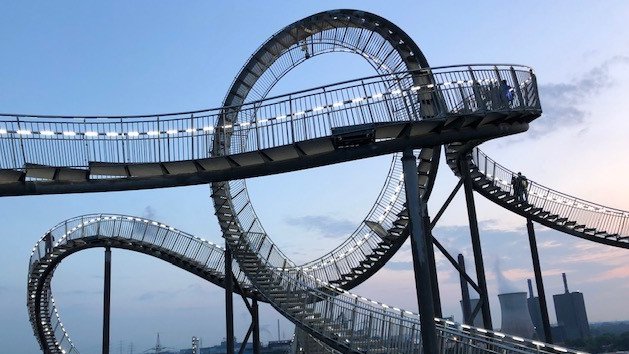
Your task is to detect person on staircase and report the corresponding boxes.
[44,232,54,254]
[516,172,529,203]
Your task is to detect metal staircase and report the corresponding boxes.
[16,8,593,354]
[26,214,257,354]
[28,213,586,354]
[448,147,629,248]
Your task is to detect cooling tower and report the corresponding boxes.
[460,298,484,327]
[499,292,535,338]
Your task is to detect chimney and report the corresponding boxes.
[499,292,535,338]
[527,279,534,298]
[562,273,569,294]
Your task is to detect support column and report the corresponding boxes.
[402,149,438,353]
[424,212,442,318]
[225,244,235,354]
[458,254,472,325]
[102,247,111,354]
[527,219,553,343]
[252,299,260,354]
[460,158,493,330]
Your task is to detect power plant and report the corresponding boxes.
[552,273,591,342]
[498,292,536,339]
[459,273,591,345]
[527,279,545,340]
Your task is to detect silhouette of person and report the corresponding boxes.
[499,79,514,107]
[44,232,54,254]
[518,172,529,202]
[512,172,529,203]
[511,173,520,200]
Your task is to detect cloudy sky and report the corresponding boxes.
[1,1,629,353]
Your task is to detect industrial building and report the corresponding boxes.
[498,292,535,339]
[527,279,545,340]
[553,273,591,342]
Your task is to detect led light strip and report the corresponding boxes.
[3,74,533,139]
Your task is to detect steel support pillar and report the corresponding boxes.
[424,212,442,318]
[460,158,493,330]
[225,244,235,354]
[527,219,553,343]
[458,254,472,325]
[102,247,111,354]
[401,149,438,353]
[252,299,260,354]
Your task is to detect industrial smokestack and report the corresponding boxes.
[527,279,534,298]
[562,273,569,294]
[499,292,535,339]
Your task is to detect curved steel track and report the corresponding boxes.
[13,8,624,354]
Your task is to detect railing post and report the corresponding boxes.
[190,113,195,160]
[510,67,525,108]
[530,69,541,109]
[468,67,486,111]
[289,95,295,144]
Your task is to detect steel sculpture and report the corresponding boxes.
[8,8,626,354]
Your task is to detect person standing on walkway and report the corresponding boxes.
[518,172,529,202]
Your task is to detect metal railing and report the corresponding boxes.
[2,65,537,175]
[27,214,252,354]
[27,213,584,354]
[226,225,583,353]
[472,148,629,238]
[211,64,538,286]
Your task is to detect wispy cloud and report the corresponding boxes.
[590,265,629,282]
[284,215,355,238]
[539,240,562,249]
[529,55,629,138]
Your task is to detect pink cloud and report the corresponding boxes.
[590,265,629,282]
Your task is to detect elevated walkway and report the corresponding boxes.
[27,214,582,354]
[0,65,537,196]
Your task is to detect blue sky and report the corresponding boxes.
[1,1,629,353]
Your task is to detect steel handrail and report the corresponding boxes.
[472,148,629,237]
